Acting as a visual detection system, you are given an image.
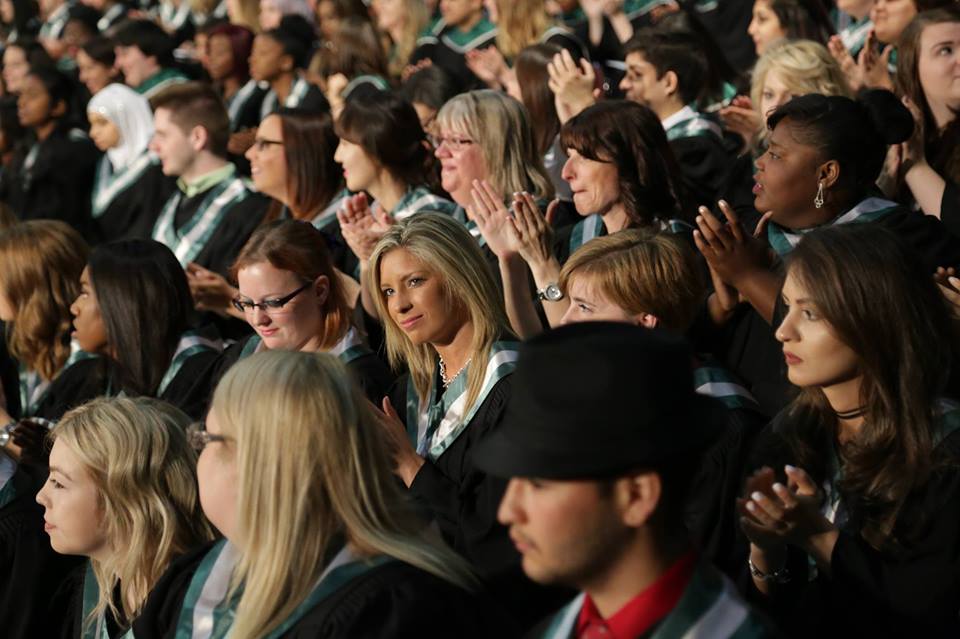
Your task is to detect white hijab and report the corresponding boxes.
[87,83,155,172]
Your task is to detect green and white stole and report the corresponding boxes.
[311,189,351,231]
[19,341,97,417]
[663,105,723,143]
[0,453,16,510]
[453,207,488,249]
[840,16,873,58]
[159,0,192,31]
[405,341,519,461]
[766,197,899,258]
[541,563,762,639]
[440,19,497,54]
[239,326,370,366]
[259,76,311,122]
[567,216,693,256]
[80,561,134,639]
[174,540,391,639]
[157,331,223,398]
[624,0,674,21]
[381,187,458,222]
[152,178,249,267]
[91,152,156,218]
[693,364,760,413]
[226,80,262,132]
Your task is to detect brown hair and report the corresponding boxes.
[495,0,552,60]
[516,43,562,157]
[311,16,388,80]
[273,108,343,220]
[150,81,231,157]
[0,221,88,381]
[780,224,958,547]
[231,220,351,350]
[896,5,960,184]
[559,229,705,332]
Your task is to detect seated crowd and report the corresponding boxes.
[1,0,960,637]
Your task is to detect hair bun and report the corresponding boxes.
[277,14,316,48]
[858,89,914,145]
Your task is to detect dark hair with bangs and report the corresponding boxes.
[269,107,342,220]
[624,29,708,106]
[559,100,687,226]
[263,14,315,69]
[334,92,439,193]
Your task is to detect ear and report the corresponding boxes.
[818,159,841,189]
[314,275,330,306]
[636,313,658,329]
[616,472,662,528]
[189,124,210,153]
[661,70,679,99]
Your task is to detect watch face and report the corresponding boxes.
[0,429,9,448]
[545,284,563,301]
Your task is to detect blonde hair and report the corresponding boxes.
[225,0,261,32]
[496,0,552,60]
[211,351,478,638]
[559,229,706,332]
[751,39,852,142]
[436,90,553,201]
[0,221,88,381]
[369,213,512,412]
[386,0,429,78]
[51,397,213,627]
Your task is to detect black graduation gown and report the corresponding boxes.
[410,23,498,92]
[156,349,222,421]
[90,161,177,244]
[0,464,85,639]
[50,563,128,639]
[3,126,100,236]
[744,419,960,637]
[32,357,109,423]
[939,179,960,241]
[669,133,732,210]
[132,541,522,639]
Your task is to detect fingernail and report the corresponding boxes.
[785,464,797,473]
[719,199,728,207]
[746,502,756,512]
[773,483,785,492]
[751,491,764,501]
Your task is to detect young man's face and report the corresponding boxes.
[150,107,197,177]
[114,44,156,89]
[619,51,671,114]
[497,477,635,586]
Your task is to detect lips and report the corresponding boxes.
[784,351,802,365]
[44,520,55,532]
[258,327,279,337]
[399,315,422,330]
[510,530,533,553]
[752,182,763,194]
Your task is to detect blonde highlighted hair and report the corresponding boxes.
[211,351,478,638]
[436,90,553,202]
[384,0,429,78]
[559,229,706,332]
[0,221,88,382]
[51,397,213,627]
[751,39,851,141]
[495,0,552,60]
[369,213,512,412]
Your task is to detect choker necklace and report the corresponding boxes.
[439,355,471,389]
[834,406,867,420]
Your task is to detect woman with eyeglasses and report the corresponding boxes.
[37,397,213,639]
[209,219,392,403]
[134,351,515,638]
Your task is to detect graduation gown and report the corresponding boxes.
[152,328,224,420]
[411,18,499,91]
[0,461,85,639]
[259,76,330,121]
[89,153,176,244]
[225,79,267,133]
[132,540,521,639]
[663,106,731,210]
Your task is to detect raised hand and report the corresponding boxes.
[828,35,862,91]
[470,179,523,259]
[337,193,395,262]
[547,49,599,124]
[186,263,239,317]
[693,200,773,288]
[465,47,509,90]
[510,193,558,270]
[858,30,894,91]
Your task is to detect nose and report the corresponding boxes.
[560,156,574,182]
[774,311,798,344]
[497,478,525,525]
[36,481,50,508]
[435,140,451,159]
[390,289,413,316]
[252,306,271,326]
[559,304,575,325]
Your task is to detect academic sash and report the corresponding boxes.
[766,197,899,258]
[91,152,156,218]
[19,341,97,418]
[405,341,519,461]
[259,77,311,122]
[567,216,693,255]
[157,331,223,397]
[238,326,370,366]
[693,365,761,413]
[174,540,391,639]
[226,80,262,132]
[152,178,250,266]
[541,563,766,639]
[0,454,16,510]
[664,105,724,143]
[378,186,459,222]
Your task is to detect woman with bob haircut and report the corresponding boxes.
[203,22,266,134]
[890,6,960,236]
[37,396,213,638]
[213,219,392,402]
[740,223,960,635]
[68,239,223,420]
[369,213,521,575]
[0,221,105,462]
[137,350,514,638]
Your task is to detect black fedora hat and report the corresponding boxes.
[473,322,727,480]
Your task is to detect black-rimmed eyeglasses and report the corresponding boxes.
[231,282,311,313]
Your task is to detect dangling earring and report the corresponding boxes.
[814,180,825,209]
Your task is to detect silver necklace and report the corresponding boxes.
[439,355,471,388]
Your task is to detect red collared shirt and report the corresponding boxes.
[575,549,698,639]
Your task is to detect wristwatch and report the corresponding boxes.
[536,283,564,302]
[0,420,17,448]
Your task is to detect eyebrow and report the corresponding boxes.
[49,466,72,481]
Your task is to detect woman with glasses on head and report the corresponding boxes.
[136,350,515,638]
[211,219,392,403]
[37,397,213,639]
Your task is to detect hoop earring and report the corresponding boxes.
[814,181,825,209]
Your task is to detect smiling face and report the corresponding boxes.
[497,478,633,587]
[76,50,117,96]
[196,408,240,540]
[114,44,157,90]
[69,266,109,354]
[871,0,917,44]
[236,260,328,351]
[88,111,121,151]
[776,270,861,389]
[748,0,786,56]
[35,440,108,558]
[249,33,289,83]
[333,137,380,193]
[245,114,288,200]
[434,127,487,208]
[752,119,828,229]
[560,148,621,218]
[2,46,30,94]
[918,21,960,123]
[378,248,458,346]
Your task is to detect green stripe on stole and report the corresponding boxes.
[238,327,371,365]
[693,366,760,412]
[766,197,898,258]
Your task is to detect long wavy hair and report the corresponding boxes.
[0,221,88,382]
[52,397,213,627]
[369,213,512,412]
[211,351,478,638]
[778,224,958,547]
[495,0,552,60]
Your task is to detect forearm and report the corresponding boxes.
[608,12,633,43]
[733,269,781,324]
[529,257,569,328]
[749,543,788,597]
[904,162,947,219]
[588,14,604,46]
[499,255,545,339]
[802,528,839,577]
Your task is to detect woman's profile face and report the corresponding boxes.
[333,137,380,193]
[246,115,288,201]
[87,111,121,151]
[69,266,110,354]
[236,260,328,352]
[434,125,487,208]
[196,408,239,541]
[77,50,117,96]
[759,69,795,121]
[35,440,109,558]
[2,46,29,95]
[560,273,643,325]
[560,148,621,218]
[379,247,457,346]
[747,0,786,56]
[917,21,960,117]
[872,0,917,45]
[776,270,860,390]
[752,119,825,229]
[205,33,237,82]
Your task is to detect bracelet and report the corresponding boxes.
[748,556,791,584]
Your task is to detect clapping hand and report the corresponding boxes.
[739,465,835,552]
[470,179,524,259]
[548,49,599,124]
[509,193,558,270]
[186,263,239,317]
[693,200,773,288]
[337,193,396,262]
